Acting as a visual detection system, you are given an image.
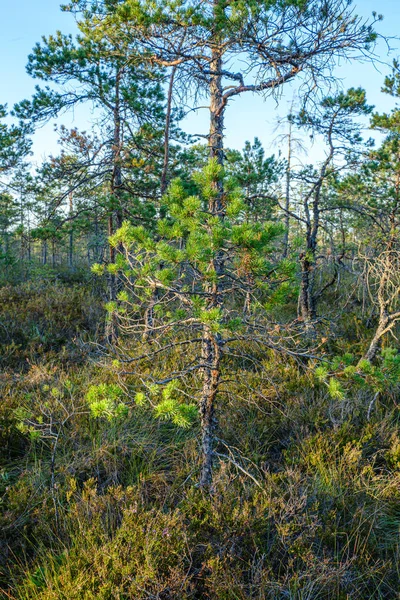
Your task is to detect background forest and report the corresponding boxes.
[1,1,400,598]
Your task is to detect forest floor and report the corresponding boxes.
[0,274,399,599]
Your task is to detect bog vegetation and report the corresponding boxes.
[0,1,399,598]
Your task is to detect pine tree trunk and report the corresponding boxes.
[298,185,321,329]
[105,70,123,344]
[4,233,9,259]
[27,215,31,262]
[362,312,393,362]
[199,329,220,487]
[94,207,100,263]
[112,73,124,232]
[161,64,177,197]
[143,288,156,341]
[198,29,225,488]
[364,331,383,362]
[69,231,73,268]
[68,192,73,268]
[105,214,119,344]
[299,254,311,321]
[145,67,178,343]
[42,240,47,266]
[298,250,318,338]
[282,120,292,258]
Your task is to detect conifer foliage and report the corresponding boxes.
[97,159,289,485]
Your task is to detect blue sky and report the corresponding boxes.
[1,0,400,165]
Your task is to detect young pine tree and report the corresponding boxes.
[96,160,292,487]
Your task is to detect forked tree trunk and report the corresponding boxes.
[363,321,388,362]
[360,240,400,363]
[362,311,397,363]
[298,167,326,329]
[363,240,400,361]
[298,142,333,331]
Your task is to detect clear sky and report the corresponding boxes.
[1,0,400,164]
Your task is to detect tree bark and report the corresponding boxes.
[362,241,398,362]
[160,64,177,197]
[282,118,292,258]
[68,191,74,269]
[42,240,47,266]
[362,311,396,363]
[105,69,123,344]
[298,243,317,327]
[199,328,220,487]
[198,29,225,487]
[105,214,119,345]
[145,65,178,342]
[298,157,329,327]
[363,327,386,362]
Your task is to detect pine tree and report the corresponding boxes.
[225,138,283,224]
[292,88,372,328]
[14,13,167,340]
[83,0,380,486]
[0,104,31,178]
[97,161,292,486]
